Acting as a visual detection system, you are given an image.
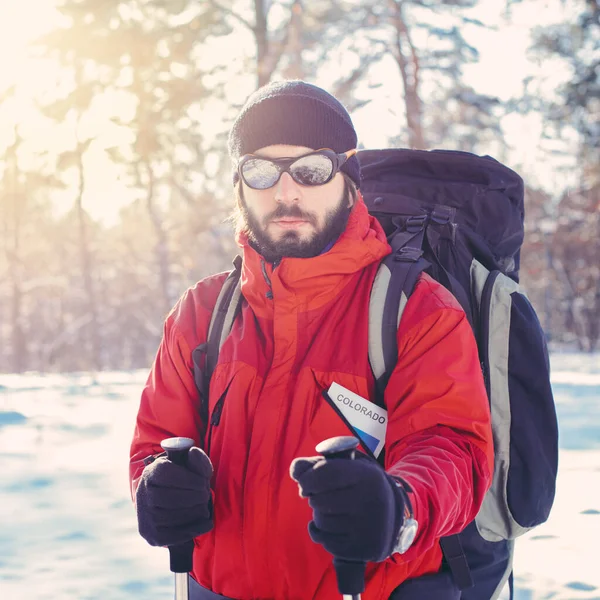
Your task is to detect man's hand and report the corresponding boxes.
[136,446,214,547]
[290,452,405,563]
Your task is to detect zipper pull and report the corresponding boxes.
[260,259,273,299]
[210,394,227,427]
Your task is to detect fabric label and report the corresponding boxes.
[328,382,387,457]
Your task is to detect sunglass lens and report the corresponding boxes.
[241,158,280,189]
[290,154,334,186]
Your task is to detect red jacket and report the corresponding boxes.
[130,197,493,599]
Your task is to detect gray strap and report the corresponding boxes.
[369,264,391,382]
[471,259,531,541]
[368,263,408,383]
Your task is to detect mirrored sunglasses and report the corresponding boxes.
[238,148,356,190]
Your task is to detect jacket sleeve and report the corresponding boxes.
[384,274,493,559]
[129,276,226,502]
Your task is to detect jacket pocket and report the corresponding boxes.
[205,379,234,455]
[310,368,379,460]
[203,363,243,455]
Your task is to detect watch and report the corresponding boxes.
[391,477,419,555]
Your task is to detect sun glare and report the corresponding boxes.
[0,0,64,142]
[0,1,62,90]
[0,1,137,226]
[0,0,582,226]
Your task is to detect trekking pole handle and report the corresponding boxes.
[316,436,364,600]
[161,437,196,600]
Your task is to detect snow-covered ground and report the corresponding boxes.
[0,353,598,600]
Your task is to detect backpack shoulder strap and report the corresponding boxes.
[369,215,430,400]
[192,255,243,426]
[368,221,474,591]
[206,255,243,379]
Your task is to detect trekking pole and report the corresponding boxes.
[316,436,364,600]
[161,437,196,600]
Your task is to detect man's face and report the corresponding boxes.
[238,145,355,263]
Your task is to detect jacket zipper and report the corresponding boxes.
[260,260,274,300]
[206,380,233,455]
[321,390,378,462]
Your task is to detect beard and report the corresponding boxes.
[238,187,353,264]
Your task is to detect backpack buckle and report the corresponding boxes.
[395,246,424,262]
[406,215,427,233]
[431,205,453,225]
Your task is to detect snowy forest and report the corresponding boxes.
[0,0,598,374]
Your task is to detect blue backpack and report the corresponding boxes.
[193,148,559,600]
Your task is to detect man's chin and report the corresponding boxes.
[248,218,342,261]
[258,235,320,261]
[275,232,308,244]
[274,240,311,256]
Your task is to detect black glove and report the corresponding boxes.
[290,452,405,563]
[136,446,214,547]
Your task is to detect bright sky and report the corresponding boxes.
[0,2,56,86]
[0,0,580,226]
[0,0,136,225]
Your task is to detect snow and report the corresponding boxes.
[1,354,598,599]
[508,353,600,600]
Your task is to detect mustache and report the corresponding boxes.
[265,204,317,226]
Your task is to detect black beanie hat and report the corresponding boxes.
[228,80,361,188]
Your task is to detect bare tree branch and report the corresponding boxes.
[207,0,254,31]
[255,0,303,86]
[332,50,385,109]
[388,0,425,148]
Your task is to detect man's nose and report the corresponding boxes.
[274,171,301,204]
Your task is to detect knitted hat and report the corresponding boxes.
[228,80,360,188]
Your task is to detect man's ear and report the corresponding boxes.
[344,176,358,208]
[347,181,358,208]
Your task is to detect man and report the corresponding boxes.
[130,80,493,599]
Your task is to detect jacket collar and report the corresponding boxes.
[236,194,390,316]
